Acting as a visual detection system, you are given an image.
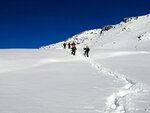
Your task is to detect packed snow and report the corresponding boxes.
[1,14,150,113]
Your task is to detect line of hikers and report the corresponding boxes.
[63,42,90,57]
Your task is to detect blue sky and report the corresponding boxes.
[0,0,150,48]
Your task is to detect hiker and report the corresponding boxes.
[71,45,77,55]
[84,46,90,57]
[68,43,71,49]
[71,42,76,48]
[63,43,66,49]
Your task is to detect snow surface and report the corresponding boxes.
[0,49,123,113]
[1,14,150,113]
[1,49,150,113]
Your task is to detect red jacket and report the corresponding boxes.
[71,42,76,47]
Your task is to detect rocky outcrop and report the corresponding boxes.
[100,25,114,35]
[122,17,138,23]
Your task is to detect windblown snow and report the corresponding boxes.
[1,14,150,113]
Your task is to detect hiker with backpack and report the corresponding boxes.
[71,45,77,55]
[84,46,90,57]
[63,43,66,49]
[68,43,71,49]
[71,42,76,48]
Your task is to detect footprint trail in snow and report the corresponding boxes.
[76,51,144,113]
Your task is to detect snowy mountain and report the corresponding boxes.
[1,14,150,113]
[41,14,150,50]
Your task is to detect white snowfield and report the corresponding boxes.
[1,14,150,113]
[0,49,150,113]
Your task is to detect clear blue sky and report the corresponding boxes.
[0,0,150,48]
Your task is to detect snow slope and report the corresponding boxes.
[0,49,124,113]
[41,29,101,49]
[90,50,150,113]
[41,14,150,50]
[95,14,150,50]
[1,49,150,113]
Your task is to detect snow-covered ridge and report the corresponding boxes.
[40,29,101,49]
[41,14,150,50]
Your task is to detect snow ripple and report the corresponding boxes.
[76,51,144,113]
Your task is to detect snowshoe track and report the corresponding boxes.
[77,52,144,113]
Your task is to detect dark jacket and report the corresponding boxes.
[84,47,90,52]
[72,47,77,51]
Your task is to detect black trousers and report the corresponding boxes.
[72,50,76,55]
[84,51,89,57]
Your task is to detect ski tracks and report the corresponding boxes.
[76,52,144,113]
